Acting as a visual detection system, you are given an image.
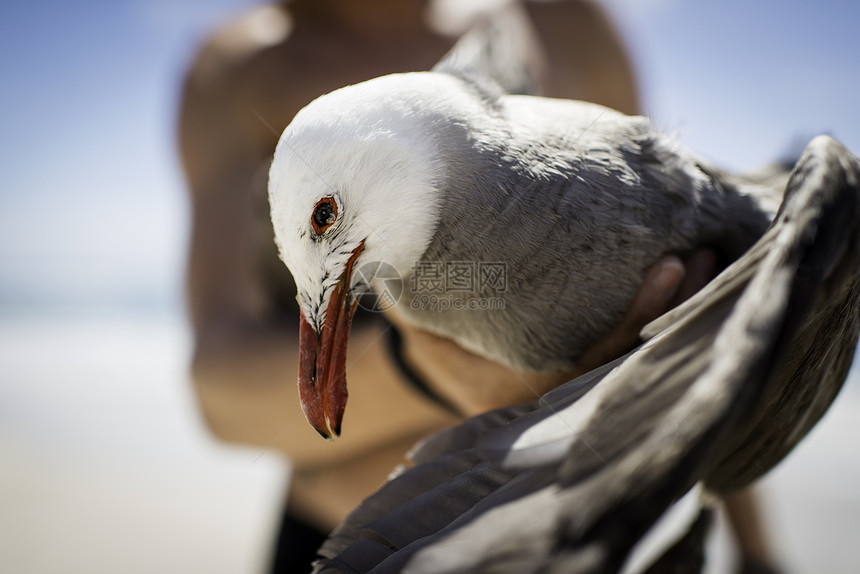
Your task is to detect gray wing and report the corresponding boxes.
[431,2,542,97]
[314,135,860,573]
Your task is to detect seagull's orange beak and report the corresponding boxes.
[297,241,365,439]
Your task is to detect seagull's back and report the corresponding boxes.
[396,76,773,372]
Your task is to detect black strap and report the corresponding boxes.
[385,323,463,417]
[269,511,328,574]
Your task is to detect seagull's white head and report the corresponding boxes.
[268,72,478,438]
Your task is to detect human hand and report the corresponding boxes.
[572,248,718,375]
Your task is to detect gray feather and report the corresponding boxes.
[315,135,860,573]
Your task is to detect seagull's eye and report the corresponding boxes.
[312,197,338,235]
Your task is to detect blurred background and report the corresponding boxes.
[1,1,859,573]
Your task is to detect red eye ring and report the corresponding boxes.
[311,196,338,235]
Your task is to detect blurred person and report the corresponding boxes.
[177,1,773,571]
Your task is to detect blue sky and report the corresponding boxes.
[607,0,860,165]
[1,0,858,315]
[0,0,245,313]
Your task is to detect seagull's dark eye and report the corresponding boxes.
[312,196,338,235]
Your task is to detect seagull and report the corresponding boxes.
[267,7,860,571]
[312,134,860,573]
[268,61,777,439]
